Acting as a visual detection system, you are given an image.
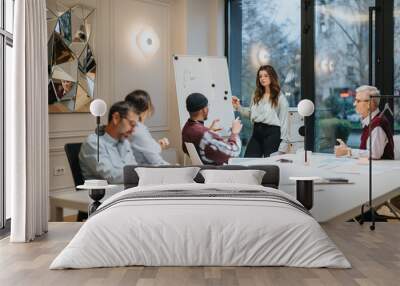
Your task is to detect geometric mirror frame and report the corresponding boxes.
[47,4,96,113]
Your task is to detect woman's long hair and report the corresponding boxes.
[124,89,155,117]
[253,65,281,108]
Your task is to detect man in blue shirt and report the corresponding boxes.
[79,101,139,184]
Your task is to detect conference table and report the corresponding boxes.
[229,153,400,222]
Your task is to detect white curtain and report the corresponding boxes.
[7,0,49,242]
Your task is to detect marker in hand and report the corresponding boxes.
[232,96,240,103]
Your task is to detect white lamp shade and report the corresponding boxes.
[90,99,107,117]
[297,99,315,117]
[137,29,160,56]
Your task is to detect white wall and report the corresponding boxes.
[49,0,225,196]
[112,0,170,131]
[186,0,225,56]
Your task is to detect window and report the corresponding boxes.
[227,0,301,145]
[227,0,395,155]
[314,0,374,152]
[1,0,14,231]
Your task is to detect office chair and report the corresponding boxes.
[64,143,88,221]
[185,142,203,165]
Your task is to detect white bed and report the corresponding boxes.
[50,183,351,269]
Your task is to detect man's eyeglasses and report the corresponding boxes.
[122,117,137,127]
[354,99,369,104]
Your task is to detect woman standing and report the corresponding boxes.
[232,65,289,157]
[125,90,170,165]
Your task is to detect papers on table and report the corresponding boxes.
[311,156,392,175]
[229,154,397,176]
[330,164,392,175]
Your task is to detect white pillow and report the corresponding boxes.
[135,167,200,186]
[200,169,266,185]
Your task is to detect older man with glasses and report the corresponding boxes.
[335,85,394,160]
[79,101,139,184]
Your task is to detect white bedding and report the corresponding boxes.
[50,183,351,269]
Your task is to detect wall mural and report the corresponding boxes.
[47,4,96,113]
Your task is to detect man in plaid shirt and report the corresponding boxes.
[182,93,242,165]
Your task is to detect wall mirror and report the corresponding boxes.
[47,3,96,113]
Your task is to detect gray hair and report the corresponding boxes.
[355,85,380,105]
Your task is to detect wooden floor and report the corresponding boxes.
[0,222,399,286]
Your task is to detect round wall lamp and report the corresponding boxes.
[136,29,160,57]
[257,47,270,65]
[251,44,271,68]
[319,58,335,74]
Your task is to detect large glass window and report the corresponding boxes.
[314,0,373,152]
[228,0,301,144]
[228,0,397,155]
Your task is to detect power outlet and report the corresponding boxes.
[54,166,66,176]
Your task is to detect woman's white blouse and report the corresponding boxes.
[239,93,290,153]
[129,122,169,165]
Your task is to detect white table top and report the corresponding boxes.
[50,185,124,203]
[229,153,400,222]
[289,176,321,181]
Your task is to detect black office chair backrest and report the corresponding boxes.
[64,143,84,187]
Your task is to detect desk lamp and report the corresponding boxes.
[297,99,315,164]
[89,99,107,162]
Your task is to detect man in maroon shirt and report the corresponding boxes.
[182,93,242,165]
[335,85,394,160]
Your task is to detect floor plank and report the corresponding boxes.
[0,222,399,286]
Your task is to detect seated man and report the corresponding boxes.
[79,101,139,184]
[335,85,394,160]
[182,92,242,165]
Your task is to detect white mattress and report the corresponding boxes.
[50,183,351,269]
